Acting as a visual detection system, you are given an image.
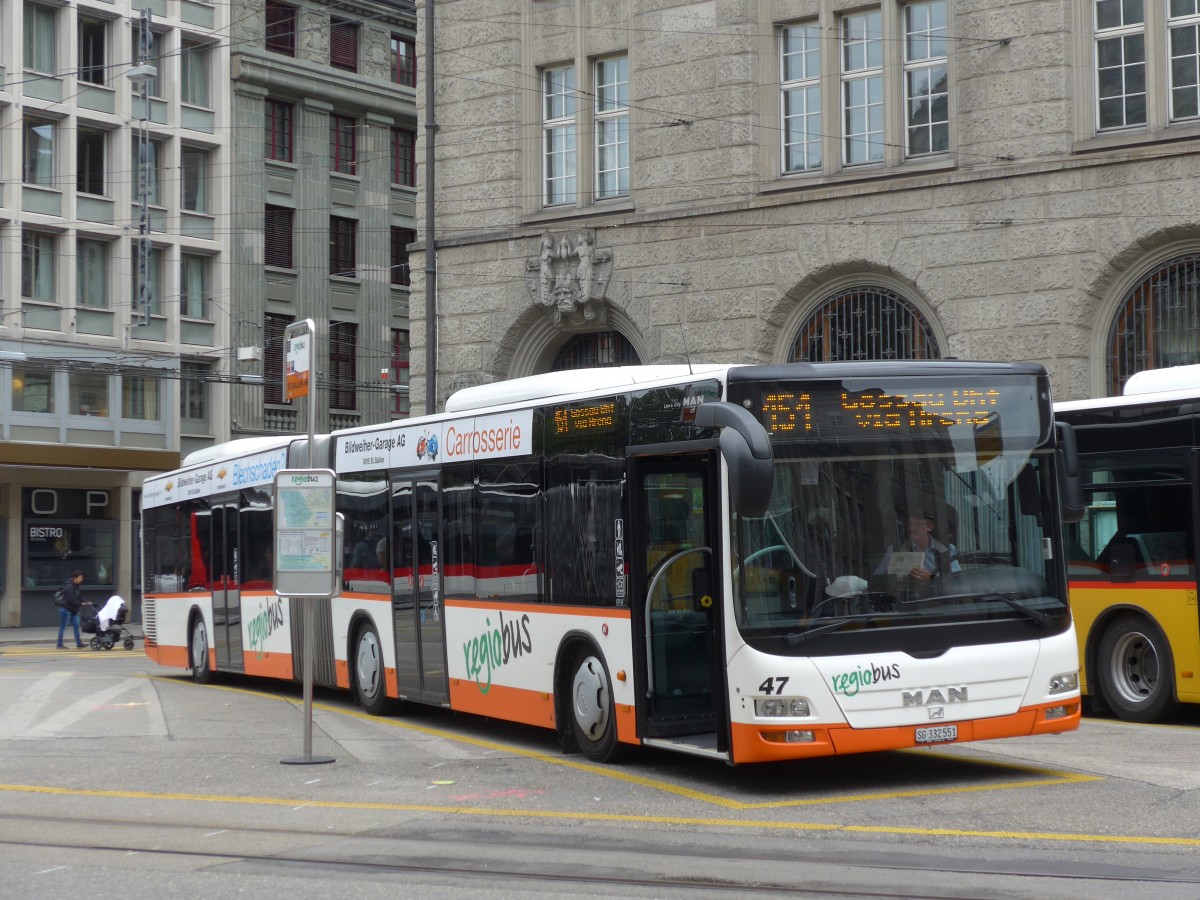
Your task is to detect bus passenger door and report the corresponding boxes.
[210,497,244,672]
[391,476,448,704]
[634,455,724,747]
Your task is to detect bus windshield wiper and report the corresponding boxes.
[920,591,1052,627]
[785,613,878,644]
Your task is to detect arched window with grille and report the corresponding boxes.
[551,330,640,371]
[1107,255,1200,395]
[789,286,940,362]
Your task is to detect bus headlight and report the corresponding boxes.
[754,697,811,718]
[1048,672,1079,695]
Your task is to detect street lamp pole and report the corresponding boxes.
[131,9,155,327]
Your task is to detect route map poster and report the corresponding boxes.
[273,469,336,597]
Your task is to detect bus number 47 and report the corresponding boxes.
[759,677,789,695]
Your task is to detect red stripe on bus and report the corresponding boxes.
[1068,580,1197,591]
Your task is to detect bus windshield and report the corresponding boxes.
[732,375,1068,644]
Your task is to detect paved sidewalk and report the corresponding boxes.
[0,624,144,646]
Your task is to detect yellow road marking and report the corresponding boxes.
[0,782,1196,846]
[141,674,1098,810]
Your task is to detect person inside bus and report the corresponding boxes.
[875,512,960,583]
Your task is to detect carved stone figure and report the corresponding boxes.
[525,230,613,324]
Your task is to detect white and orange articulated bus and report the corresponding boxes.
[142,362,1082,764]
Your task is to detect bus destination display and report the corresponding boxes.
[553,400,617,435]
[760,384,1003,435]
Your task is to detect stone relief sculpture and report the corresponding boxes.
[526,231,613,324]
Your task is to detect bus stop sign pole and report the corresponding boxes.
[277,319,336,765]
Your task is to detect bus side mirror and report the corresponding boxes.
[693,401,774,518]
[1055,421,1085,524]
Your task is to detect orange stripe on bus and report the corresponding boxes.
[729,701,1080,764]
[449,678,557,729]
[444,598,631,619]
[146,644,189,669]
[243,652,294,680]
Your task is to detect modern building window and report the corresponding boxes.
[121,375,161,421]
[391,34,416,86]
[21,231,55,302]
[141,29,165,98]
[264,206,294,268]
[543,65,577,206]
[595,55,629,199]
[781,23,822,172]
[70,372,109,417]
[77,239,109,309]
[391,127,416,186]
[330,114,357,174]
[133,137,165,205]
[904,1,949,155]
[130,244,163,316]
[181,41,210,107]
[265,2,297,56]
[391,328,410,417]
[77,130,106,195]
[180,362,211,429]
[264,313,293,404]
[12,366,56,414]
[181,254,210,319]
[23,2,56,72]
[78,16,107,84]
[391,227,415,286]
[1106,254,1200,393]
[23,118,54,186]
[330,18,359,72]
[329,216,357,277]
[181,147,210,212]
[551,331,640,370]
[329,322,357,410]
[265,99,293,162]
[788,286,940,362]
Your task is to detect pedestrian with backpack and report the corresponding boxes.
[56,570,85,649]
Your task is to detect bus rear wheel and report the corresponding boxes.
[568,650,621,763]
[190,616,213,684]
[353,623,388,715]
[1096,613,1178,723]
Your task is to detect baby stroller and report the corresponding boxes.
[81,596,137,651]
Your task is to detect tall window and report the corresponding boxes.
[329,322,357,410]
[264,313,294,404]
[595,56,629,199]
[77,130,105,195]
[842,11,884,165]
[181,41,210,107]
[181,362,211,429]
[391,227,415,286]
[77,239,108,308]
[789,287,940,362]
[330,114,357,174]
[142,30,164,98]
[78,16,106,84]
[131,245,163,316]
[391,127,416,186]
[181,255,210,319]
[391,328,410,417]
[264,206,294,268]
[543,66,577,206]
[265,100,293,161]
[330,216,357,277]
[1106,255,1200,394]
[330,18,359,72]
[1170,2,1200,119]
[782,23,822,172]
[21,231,55,302]
[904,1,948,155]
[181,147,209,212]
[121,375,161,421]
[133,137,165,205]
[1095,0,1146,129]
[23,118,54,186]
[23,3,55,72]
[265,2,297,56]
[391,34,416,86]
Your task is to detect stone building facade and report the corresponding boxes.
[410,0,1200,413]
[226,0,418,436]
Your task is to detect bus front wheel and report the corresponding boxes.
[1096,613,1178,723]
[568,650,621,763]
[353,623,388,715]
[190,616,213,684]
